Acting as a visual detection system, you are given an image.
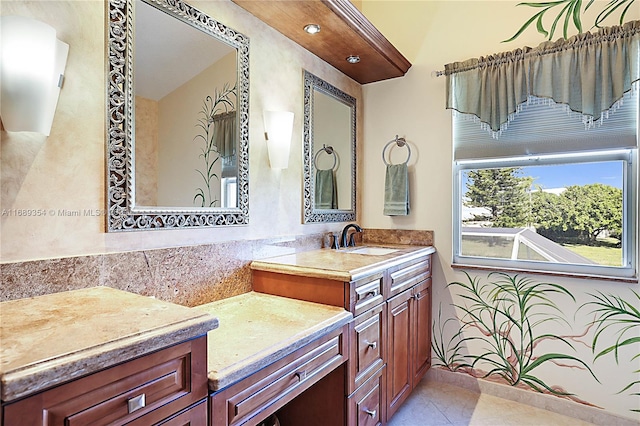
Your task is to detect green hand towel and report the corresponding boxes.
[384,163,409,216]
[315,169,337,209]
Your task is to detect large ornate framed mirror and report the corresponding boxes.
[303,71,356,223]
[106,0,249,231]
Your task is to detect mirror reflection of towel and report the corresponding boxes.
[315,169,337,209]
[384,163,409,216]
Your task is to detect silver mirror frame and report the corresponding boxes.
[106,0,250,231]
[302,70,356,223]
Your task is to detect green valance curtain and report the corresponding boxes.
[212,110,236,159]
[445,20,640,136]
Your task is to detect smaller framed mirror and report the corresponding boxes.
[303,71,356,223]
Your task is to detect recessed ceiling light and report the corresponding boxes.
[303,24,321,34]
[346,55,360,64]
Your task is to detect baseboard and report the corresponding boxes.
[426,368,640,426]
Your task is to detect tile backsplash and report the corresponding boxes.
[1,229,434,305]
[0,233,325,305]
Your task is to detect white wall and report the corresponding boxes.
[0,0,362,262]
[360,1,639,420]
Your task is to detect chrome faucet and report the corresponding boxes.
[341,223,363,248]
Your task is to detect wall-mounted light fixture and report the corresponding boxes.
[263,110,294,169]
[0,16,69,136]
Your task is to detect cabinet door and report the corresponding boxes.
[385,289,413,421]
[412,278,432,385]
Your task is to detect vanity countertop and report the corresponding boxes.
[194,291,352,391]
[0,286,219,402]
[250,244,436,282]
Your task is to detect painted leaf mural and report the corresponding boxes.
[504,0,636,42]
[193,83,237,208]
[581,290,640,412]
[437,272,640,415]
[432,303,472,372]
[440,272,599,404]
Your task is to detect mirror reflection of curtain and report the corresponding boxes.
[213,110,236,160]
[213,111,237,183]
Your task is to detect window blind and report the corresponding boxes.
[454,91,638,161]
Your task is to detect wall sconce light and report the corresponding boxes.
[263,111,294,169]
[0,16,69,136]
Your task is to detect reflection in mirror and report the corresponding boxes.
[135,0,237,208]
[303,71,356,223]
[106,0,249,231]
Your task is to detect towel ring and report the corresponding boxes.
[314,144,338,171]
[382,135,411,166]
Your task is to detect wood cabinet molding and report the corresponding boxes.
[231,0,411,84]
[2,337,209,426]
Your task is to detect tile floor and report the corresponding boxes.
[387,379,595,426]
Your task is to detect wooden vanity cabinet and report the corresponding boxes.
[252,251,433,425]
[209,325,348,426]
[2,336,209,426]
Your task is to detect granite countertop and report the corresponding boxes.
[194,292,353,391]
[0,287,219,402]
[250,244,436,282]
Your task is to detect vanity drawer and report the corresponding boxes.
[347,366,385,426]
[348,304,386,394]
[351,272,385,316]
[155,400,208,425]
[209,325,348,426]
[387,256,431,299]
[3,337,208,426]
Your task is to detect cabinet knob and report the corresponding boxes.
[127,394,146,414]
[295,371,307,381]
[364,408,377,418]
[364,340,377,350]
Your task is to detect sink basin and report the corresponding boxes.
[348,246,399,256]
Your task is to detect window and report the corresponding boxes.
[453,93,638,280]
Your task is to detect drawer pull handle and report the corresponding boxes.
[364,408,377,418]
[366,289,378,298]
[127,394,146,414]
[295,371,307,381]
[365,340,377,350]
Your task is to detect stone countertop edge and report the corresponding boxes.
[250,245,436,282]
[206,311,351,391]
[0,315,219,402]
[196,293,353,392]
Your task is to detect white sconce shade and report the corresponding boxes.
[263,110,294,169]
[0,16,69,136]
